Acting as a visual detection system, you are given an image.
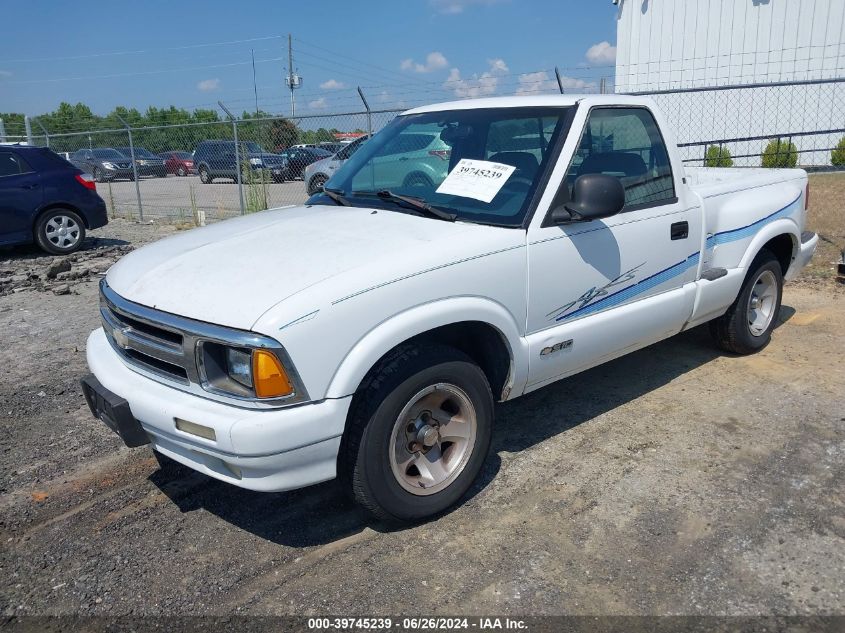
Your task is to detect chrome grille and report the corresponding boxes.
[98,280,310,410]
[100,288,191,384]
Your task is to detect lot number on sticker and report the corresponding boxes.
[435,158,517,203]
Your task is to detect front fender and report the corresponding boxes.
[325,295,528,400]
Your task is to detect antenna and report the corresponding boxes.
[284,33,302,116]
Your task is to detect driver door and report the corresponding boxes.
[524,106,700,391]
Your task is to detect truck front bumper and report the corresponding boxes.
[785,231,819,281]
[85,328,351,492]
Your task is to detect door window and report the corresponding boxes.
[564,107,675,209]
[0,152,30,178]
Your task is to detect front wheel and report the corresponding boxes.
[340,345,493,524]
[177,166,186,177]
[199,166,212,184]
[709,250,783,354]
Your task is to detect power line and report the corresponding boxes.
[5,56,285,85]
[0,35,284,64]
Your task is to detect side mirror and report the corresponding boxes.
[552,173,625,223]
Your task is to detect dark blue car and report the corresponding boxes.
[0,145,108,254]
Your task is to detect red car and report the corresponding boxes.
[159,151,196,176]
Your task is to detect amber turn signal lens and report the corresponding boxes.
[252,350,293,398]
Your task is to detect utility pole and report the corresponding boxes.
[251,48,259,117]
[285,33,302,117]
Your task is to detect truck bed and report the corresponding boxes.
[686,166,807,200]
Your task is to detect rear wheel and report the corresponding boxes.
[709,250,783,354]
[403,172,434,190]
[35,208,86,255]
[93,167,104,183]
[177,166,186,177]
[199,166,212,184]
[340,345,493,524]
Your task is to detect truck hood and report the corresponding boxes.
[106,205,490,330]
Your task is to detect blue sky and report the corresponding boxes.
[0,0,619,117]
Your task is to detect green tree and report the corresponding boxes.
[704,145,733,167]
[761,138,798,168]
[831,136,845,167]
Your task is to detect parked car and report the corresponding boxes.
[1,145,107,254]
[58,152,72,162]
[360,123,452,190]
[159,151,196,176]
[277,147,332,180]
[193,140,288,184]
[115,147,166,178]
[82,94,817,523]
[316,142,344,154]
[70,148,135,182]
[305,135,370,194]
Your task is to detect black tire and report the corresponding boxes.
[403,172,434,190]
[709,249,783,355]
[199,166,212,184]
[92,167,104,183]
[177,166,186,177]
[339,344,494,524]
[308,174,328,195]
[34,208,86,255]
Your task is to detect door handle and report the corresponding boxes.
[21,183,39,190]
[670,221,689,240]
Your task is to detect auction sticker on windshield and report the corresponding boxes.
[435,158,516,203]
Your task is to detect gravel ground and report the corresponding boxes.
[0,218,843,618]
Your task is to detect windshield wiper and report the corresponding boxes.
[365,189,456,222]
[322,187,351,206]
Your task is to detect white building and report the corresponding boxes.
[614,0,845,166]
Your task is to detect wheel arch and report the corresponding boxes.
[32,202,85,231]
[325,297,527,403]
[738,219,799,277]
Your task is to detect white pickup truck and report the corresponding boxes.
[82,95,817,523]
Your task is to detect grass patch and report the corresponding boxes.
[802,172,845,281]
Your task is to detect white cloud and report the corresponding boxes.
[585,41,617,65]
[445,58,508,98]
[400,51,449,73]
[515,71,596,96]
[196,78,220,92]
[308,97,328,110]
[430,0,505,14]
[320,79,346,90]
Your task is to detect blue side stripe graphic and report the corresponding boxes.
[554,194,800,323]
[706,193,801,248]
[557,252,700,322]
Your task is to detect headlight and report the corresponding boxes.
[103,162,116,169]
[249,157,264,167]
[226,347,252,388]
[199,342,293,399]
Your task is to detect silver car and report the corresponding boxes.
[304,135,369,195]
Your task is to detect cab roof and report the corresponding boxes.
[402,94,654,115]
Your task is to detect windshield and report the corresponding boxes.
[243,142,267,154]
[92,149,126,159]
[308,107,571,226]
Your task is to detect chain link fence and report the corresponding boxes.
[4,77,843,222]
